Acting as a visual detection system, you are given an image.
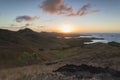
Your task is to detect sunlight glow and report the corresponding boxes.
[60,25,73,33]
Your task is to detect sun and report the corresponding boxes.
[60,25,73,33]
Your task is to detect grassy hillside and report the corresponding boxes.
[0,28,120,80]
[0,28,59,68]
[0,28,90,68]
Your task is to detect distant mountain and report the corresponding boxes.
[18,28,34,33]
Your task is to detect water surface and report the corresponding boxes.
[80,33,120,44]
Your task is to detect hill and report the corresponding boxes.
[0,28,62,68]
[0,28,120,80]
[0,28,89,68]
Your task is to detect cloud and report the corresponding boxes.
[68,3,100,16]
[40,0,99,16]
[76,3,91,16]
[40,0,73,15]
[16,15,39,22]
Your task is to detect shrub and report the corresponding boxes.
[18,52,41,65]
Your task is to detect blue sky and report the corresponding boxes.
[0,0,120,33]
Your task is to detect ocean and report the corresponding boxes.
[80,33,120,44]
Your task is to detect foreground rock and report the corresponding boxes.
[5,64,120,80]
[0,64,120,80]
[54,64,120,77]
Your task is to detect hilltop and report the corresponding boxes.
[0,28,89,68]
[0,28,120,80]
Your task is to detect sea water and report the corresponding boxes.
[80,33,120,44]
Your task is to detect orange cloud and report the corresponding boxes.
[68,3,100,16]
[40,0,99,16]
[40,0,73,15]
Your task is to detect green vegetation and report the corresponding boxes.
[55,51,66,59]
[18,52,41,65]
[54,47,79,59]
[65,38,91,48]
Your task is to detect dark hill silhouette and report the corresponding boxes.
[0,28,63,68]
[18,28,34,33]
[0,28,62,48]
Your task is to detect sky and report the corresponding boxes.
[0,0,120,33]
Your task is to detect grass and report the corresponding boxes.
[55,51,66,59]
[18,52,41,65]
[53,47,80,59]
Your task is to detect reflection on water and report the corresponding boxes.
[64,37,72,39]
[79,35,93,38]
[57,33,120,44]
[80,33,120,44]
[84,40,108,44]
